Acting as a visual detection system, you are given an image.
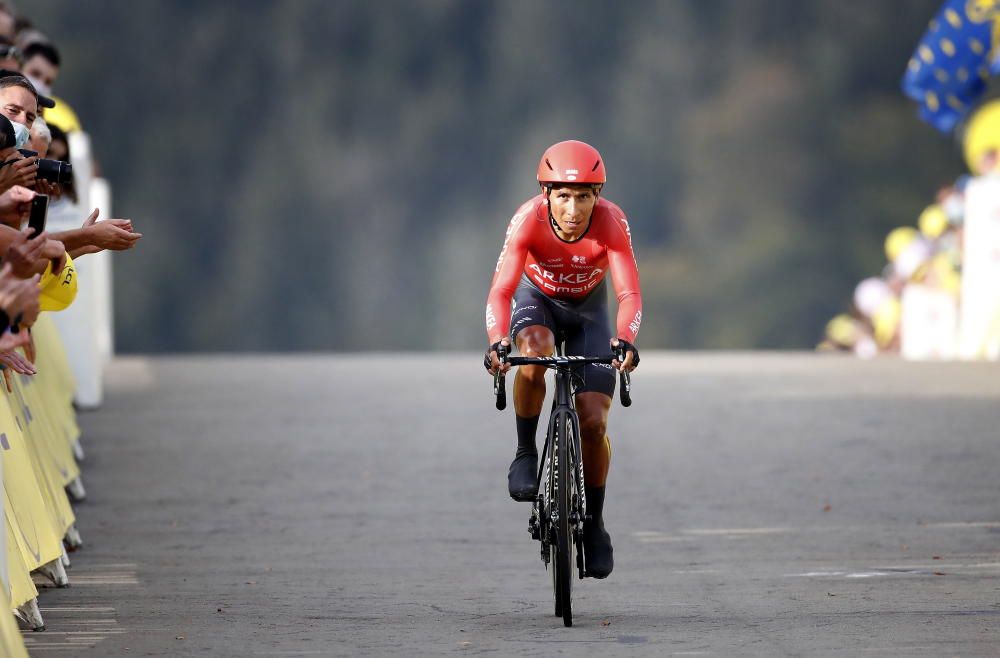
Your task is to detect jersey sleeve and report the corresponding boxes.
[485,205,533,343]
[606,210,643,343]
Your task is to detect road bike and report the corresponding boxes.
[492,341,632,627]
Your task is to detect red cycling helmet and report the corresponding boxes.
[536,140,606,185]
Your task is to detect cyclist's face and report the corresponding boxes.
[547,185,598,239]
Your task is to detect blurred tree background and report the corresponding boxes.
[27,0,964,351]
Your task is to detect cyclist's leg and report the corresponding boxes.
[511,281,557,419]
[507,283,556,500]
[576,392,612,486]
[565,309,616,486]
[565,305,616,578]
[513,326,554,417]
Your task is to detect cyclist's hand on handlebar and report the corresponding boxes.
[484,337,512,376]
[611,337,639,373]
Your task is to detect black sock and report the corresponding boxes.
[586,486,606,527]
[515,414,539,458]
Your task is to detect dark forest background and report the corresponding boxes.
[27,0,966,351]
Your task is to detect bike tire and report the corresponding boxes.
[546,429,562,618]
[552,543,562,617]
[554,415,573,627]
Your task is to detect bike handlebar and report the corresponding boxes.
[492,349,633,409]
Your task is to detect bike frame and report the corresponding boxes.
[534,361,587,575]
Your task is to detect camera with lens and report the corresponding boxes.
[18,148,73,185]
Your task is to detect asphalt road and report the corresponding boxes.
[21,353,1000,657]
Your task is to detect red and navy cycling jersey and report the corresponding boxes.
[485,195,642,344]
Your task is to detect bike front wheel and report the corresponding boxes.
[551,414,574,627]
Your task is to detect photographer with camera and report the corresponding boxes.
[0,69,68,198]
[0,76,36,194]
[0,71,140,257]
[0,113,64,272]
[0,111,44,380]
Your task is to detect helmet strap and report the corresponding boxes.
[543,184,557,226]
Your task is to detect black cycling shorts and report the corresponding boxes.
[509,275,616,397]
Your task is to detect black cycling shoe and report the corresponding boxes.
[583,521,614,579]
[507,453,538,501]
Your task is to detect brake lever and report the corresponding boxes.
[494,343,508,410]
[619,370,632,407]
[615,345,632,407]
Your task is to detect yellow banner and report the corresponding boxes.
[5,506,39,609]
[31,315,81,446]
[0,568,29,658]
[8,376,77,536]
[0,394,63,574]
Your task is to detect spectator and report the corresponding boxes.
[0,72,40,132]
[0,2,14,43]
[0,262,39,341]
[13,26,48,54]
[46,122,68,162]
[0,40,19,71]
[9,33,82,134]
[0,9,143,646]
[822,169,975,358]
[817,313,877,359]
[21,40,58,97]
[0,110,36,195]
[0,69,139,260]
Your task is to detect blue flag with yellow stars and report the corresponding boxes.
[902,0,1000,132]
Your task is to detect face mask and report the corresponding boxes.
[25,75,50,98]
[11,121,29,149]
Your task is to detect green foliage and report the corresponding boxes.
[28,0,963,350]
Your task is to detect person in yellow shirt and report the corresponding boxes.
[41,94,80,133]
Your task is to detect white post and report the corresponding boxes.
[47,131,104,407]
[89,178,115,364]
[900,284,958,360]
[958,175,1000,360]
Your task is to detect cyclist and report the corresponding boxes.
[484,140,641,579]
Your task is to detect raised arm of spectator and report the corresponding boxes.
[0,153,37,195]
[0,224,67,276]
[0,184,34,227]
[0,261,40,355]
[49,208,141,255]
